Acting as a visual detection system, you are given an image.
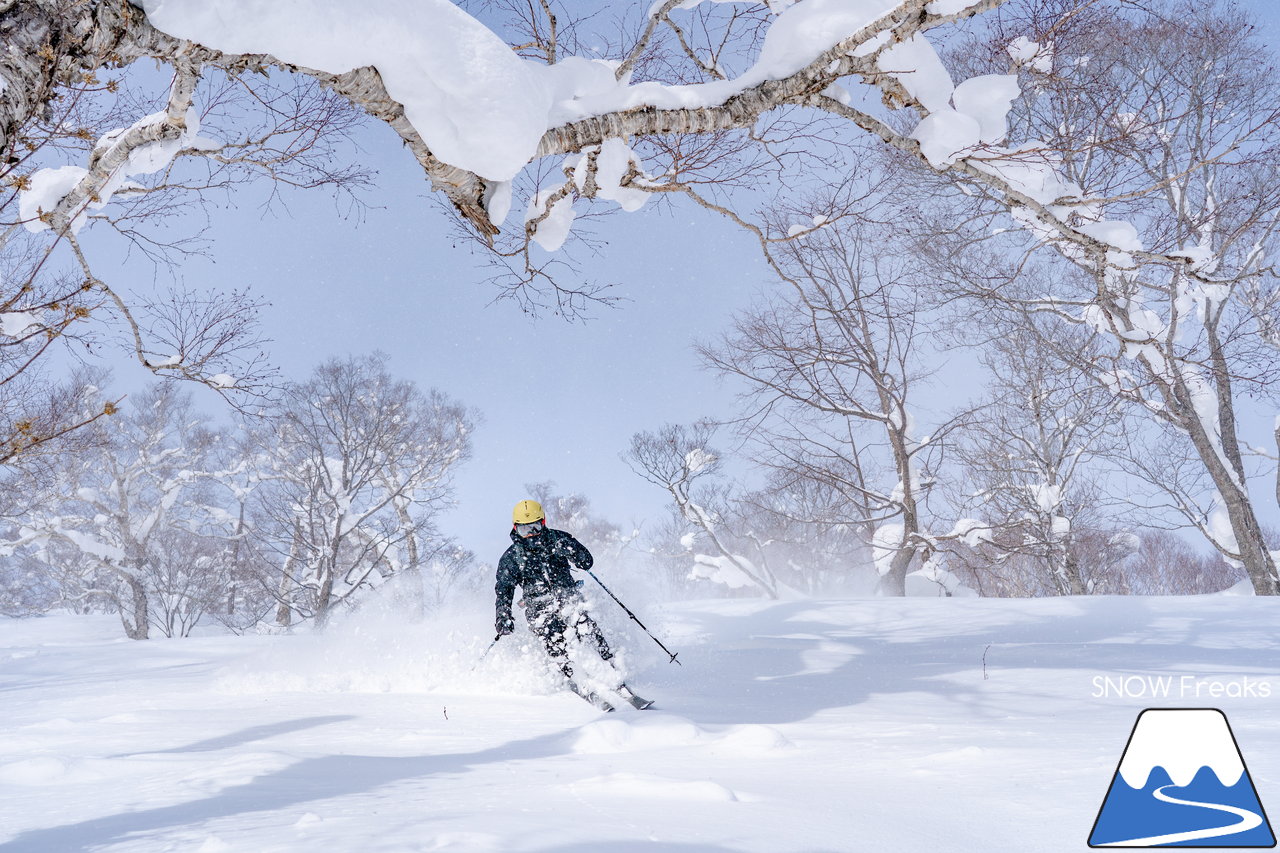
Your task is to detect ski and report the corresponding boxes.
[616,683,655,710]
[567,680,615,712]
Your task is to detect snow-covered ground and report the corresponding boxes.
[2,594,1278,852]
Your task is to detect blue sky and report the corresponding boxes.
[84,0,1280,564]
[89,110,769,561]
[249,165,764,561]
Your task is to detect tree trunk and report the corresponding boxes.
[1127,310,1279,595]
[227,500,246,616]
[1060,545,1087,596]
[314,567,335,629]
[118,573,149,640]
[1202,319,1278,594]
[877,427,919,597]
[275,525,303,628]
[313,529,347,626]
[1219,484,1279,595]
[274,571,293,628]
[877,543,915,596]
[392,497,426,616]
[1179,398,1279,595]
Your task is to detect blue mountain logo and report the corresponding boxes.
[1090,708,1275,848]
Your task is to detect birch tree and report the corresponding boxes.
[200,422,278,631]
[926,0,1280,593]
[3,0,1241,322]
[700,220,963,595]
[0,3,368,464]
[258,354,474,627]
[0,381,221,638]
[952,324,1125,595]
[1124,530,1245,595]
[734,468,879,595]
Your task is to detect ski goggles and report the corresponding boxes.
[515,521,545,538]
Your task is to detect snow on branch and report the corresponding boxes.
[21,63,204,237]
[111,0,1004,239]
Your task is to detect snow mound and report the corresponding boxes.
[1218,578,1256,596]
[179,752,295,795]
[0,756,71,785]
[567,772,740,802]
[711,724,795,755]
[571,715,705,753]
[8,596,1280,851]
[571,715,792,756]
[0,752,173,789]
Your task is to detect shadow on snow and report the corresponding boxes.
[107,715,359,757]
[643,598,1280,727]
[1,729,575,852]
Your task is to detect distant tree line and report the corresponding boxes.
[0,341,1262,641]
[0,354,477,637]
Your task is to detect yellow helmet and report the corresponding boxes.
[512,499,545,525]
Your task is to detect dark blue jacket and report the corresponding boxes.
[495,528,593,628]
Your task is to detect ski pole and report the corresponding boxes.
[584,569,681,665]
[470,634,502,672]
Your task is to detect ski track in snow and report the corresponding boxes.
[1,595,1279,851]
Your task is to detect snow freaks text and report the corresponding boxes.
[1092,676,1273,700]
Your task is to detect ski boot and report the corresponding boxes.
[616,682,655,710]
[567,680,615,712]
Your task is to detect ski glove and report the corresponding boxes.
[496,616,515,636]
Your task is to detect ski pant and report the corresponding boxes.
[525,592,613,679]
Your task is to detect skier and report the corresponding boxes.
[494,499,651,711]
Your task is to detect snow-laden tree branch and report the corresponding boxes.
[625,420,783,599]
[3,0,1022,243]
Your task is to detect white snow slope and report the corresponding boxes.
[2,595,1278,852]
